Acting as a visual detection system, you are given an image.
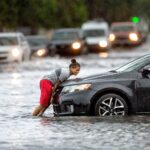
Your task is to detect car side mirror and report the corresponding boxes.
[142,65,150,78]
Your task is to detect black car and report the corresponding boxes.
[47,28,88,55]
[27,36,50,57]
[53,54,150,116]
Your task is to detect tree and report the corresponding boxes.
[85,0,136,24]
[0,0,87,29]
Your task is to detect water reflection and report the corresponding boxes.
[39,115,150,124]
[1,54,150,150]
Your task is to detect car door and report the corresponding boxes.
[136,64,150,112]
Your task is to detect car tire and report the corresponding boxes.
[95,93,128,116]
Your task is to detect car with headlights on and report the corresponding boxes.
[0,32,31,62]
[47,28,88,55]
[109,22,148,47]
[27,36,49,57]
[53,54,150,117]
[81,20,110,52]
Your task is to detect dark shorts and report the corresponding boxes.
[39,79,53,107]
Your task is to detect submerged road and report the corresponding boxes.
[0,39,150,150]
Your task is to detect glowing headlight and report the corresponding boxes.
[129,33,138,42]
[99,40,108,48]
[37,49,47,57]
[11,48,20,57]
[99,52,108,58]
[72,42,81,50]
[62,84,91,94]
[109,34,115,42]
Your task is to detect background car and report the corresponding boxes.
[47,28,88,55]
[81,20,110,52]
[109,22,149,47]
[0,32,31,62]
[27,35,50,57]
[53,54,150,117]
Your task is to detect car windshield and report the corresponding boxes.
[0,36,18,46]
[116,55,150,72]
[52,31,79,41]
[111,25,134,32]
[83,29,105,37]
[28,37,49,47]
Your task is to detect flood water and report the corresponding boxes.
[1,48,150,150]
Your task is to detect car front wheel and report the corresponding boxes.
[95,93,128,116]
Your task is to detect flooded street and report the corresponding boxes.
[1,41,150,150]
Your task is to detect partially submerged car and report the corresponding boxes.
[0,32,31,62]
[47,28,88,55]
[53,54,150,116]
[109,22,148,47]
[27,36,49,57]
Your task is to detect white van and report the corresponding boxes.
[0,32,31,63]
[81,21,110,51]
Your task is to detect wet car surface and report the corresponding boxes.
[53,54,150,116]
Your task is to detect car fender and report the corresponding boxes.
[89,82,137,114]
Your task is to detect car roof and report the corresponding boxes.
[26,35,48,39]
[0,32,23,37]
[82,21,109,30]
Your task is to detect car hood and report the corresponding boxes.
[50,39,77,45]
[86,37,107,44]
[0,46,19,52]
[113,31,130,36]
[61,71,119,86]
[30,45,46,51]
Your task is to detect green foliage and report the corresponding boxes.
[0,0,149,29]
[135,0,150,20]
[86,0,136,23]
[0,0,87,29]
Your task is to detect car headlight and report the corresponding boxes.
[99,40,108,48]
[129,33,138,42]
[37,49,47,57]
[11,47,20,57]
[62,84,92,94]
[109,34,115,42]
[72,42,81,50]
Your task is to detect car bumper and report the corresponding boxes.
[53,90,94,116]
[53,102,89,116]
[49,44,83,55]
[87,44,109,52]
[31,48,48,57]
[111,39,141,46]
[0,52,21,63]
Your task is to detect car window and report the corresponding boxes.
[52,31,79,40]
[83,29,105,37]
[116,55,150,72]
[0,36,18,46]
[28,37,48,46]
